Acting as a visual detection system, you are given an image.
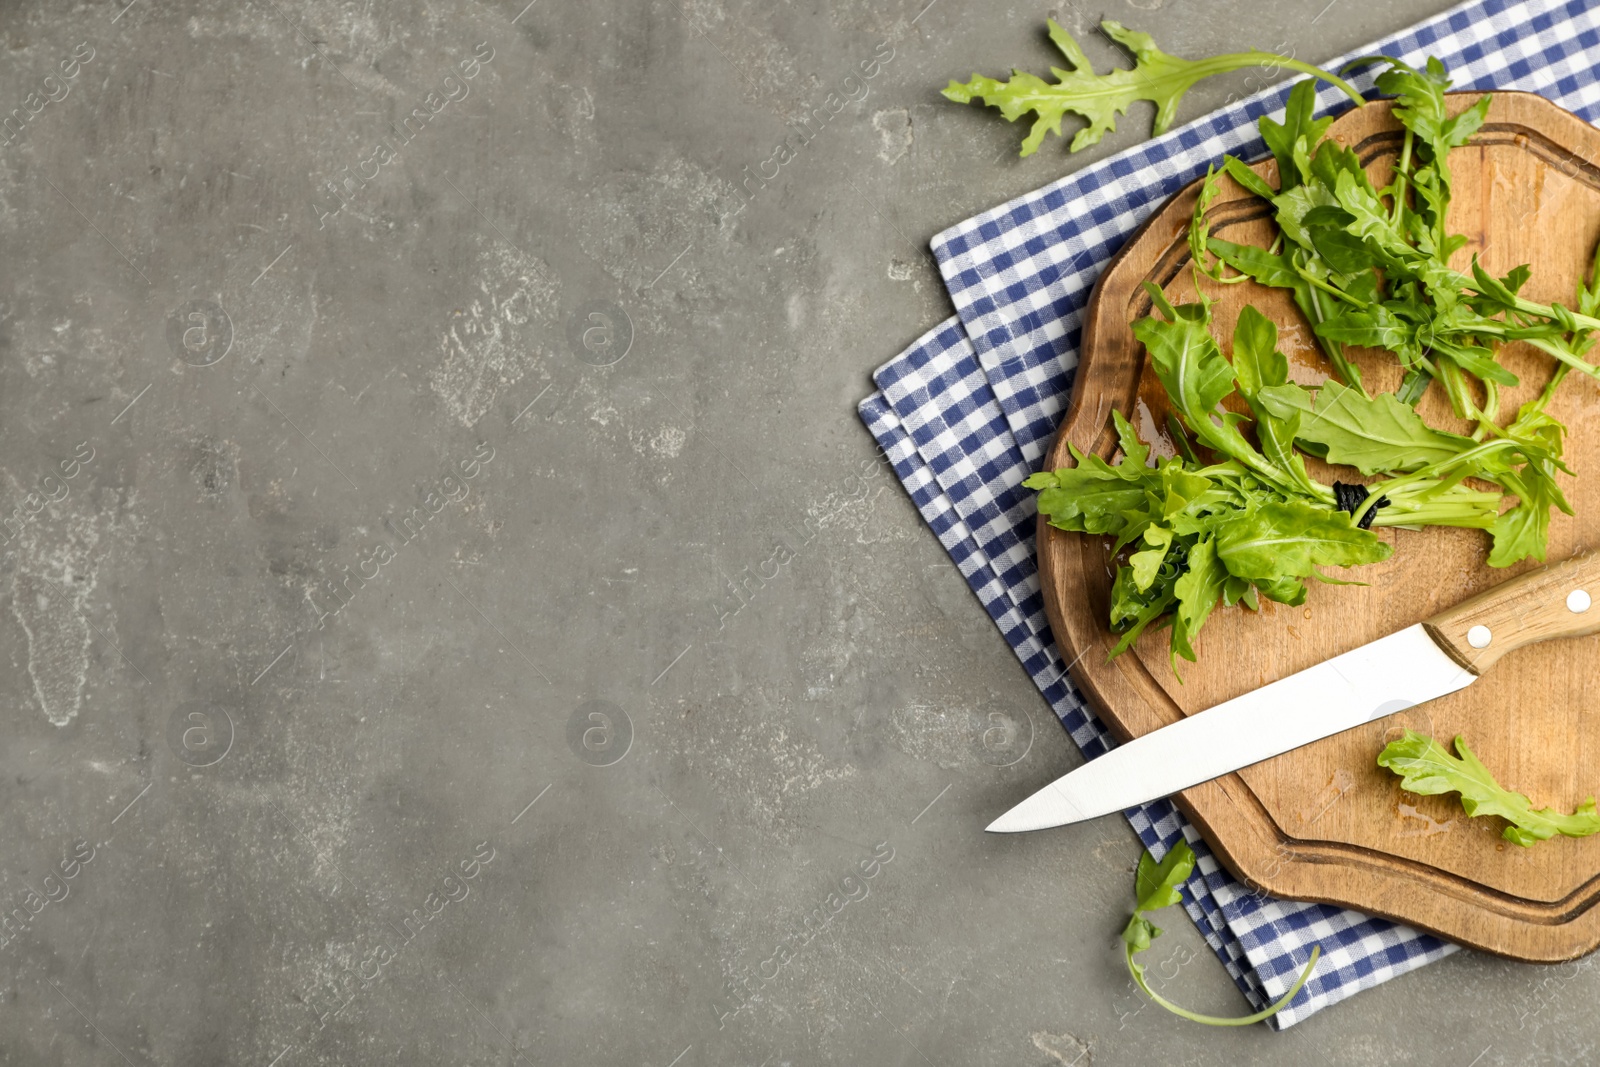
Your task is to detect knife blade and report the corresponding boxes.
[990,549,1600,833]
[987,623,1477,833]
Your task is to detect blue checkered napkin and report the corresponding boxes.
[857,0,1600,1026]
[861,342,1453,1029]
[935,0,1600,464]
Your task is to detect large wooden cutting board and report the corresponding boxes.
[1041,92,1600,960]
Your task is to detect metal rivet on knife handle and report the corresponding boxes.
[1423,550,1600,673]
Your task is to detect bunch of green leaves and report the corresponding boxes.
[1122,839,1320,1025]
[1201,62,1593,563]
[1206,65,1600,406]
[942,19,1364,157]
[1028,292,1518,670]
[1378,730,1600,846]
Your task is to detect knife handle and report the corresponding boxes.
[1424,550,1600,673]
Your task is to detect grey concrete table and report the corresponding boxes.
[0,0,1589,1064]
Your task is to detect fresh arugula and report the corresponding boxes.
[1031,291,1519,669]
[1020,44,1598,667]
[943,20,1364,157]
[1378,730,1600,846]
[1205,64,1600,432]
[1122,839,1321,1024]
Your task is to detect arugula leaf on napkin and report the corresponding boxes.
[1378,730,1600,846]
[1122,839,1321,1024]
[943,20,1364,157]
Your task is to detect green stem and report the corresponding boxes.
[1177,53,1366,108]
[1519,336,1600,382]
[1295,264,1369,309]
[1389,128,1413,227]
[1357,438,1526,525]
[1509,295,1600,334]
[1126,944,1322,1026]
[1368,495,1502,529]
[1435,358,1479,424]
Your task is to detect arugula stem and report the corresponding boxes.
[1126,943,1322,1026]
[1508,295,1600,334]
[1369,497,1500,528]
[1295,265,1369,309]
[1157,53,1367,111]
[1519,335,1600,382]
[1389,129,1414,227]
[1435,358,1479,424]
[1357,437,1527,525]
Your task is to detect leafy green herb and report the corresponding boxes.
[943,20,1364,157]
[1032,291,1515,669]
[1205,56,1600,444]
[1009,43,1592,664]
[1378,730,1600,846]
[1123,839,1321,1024]
[1254,380,1473,474]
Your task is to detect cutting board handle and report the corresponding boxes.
[1424,550,1600,673]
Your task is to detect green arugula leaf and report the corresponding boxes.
[1312,302,1413,352]
[1486,468,1557,567]
[1190,165,1225,278]
[1208,237,1306,290]
[1128,525,1173,591]
[944,20,1363,157]
[1134,839,1195,912]
[1133,293,1236,418]
[1222,155,1277,200]
[1170,536,1228,668]
[1230,305,1289,399]
[1121,839,1321,1025]
[1259,79,1335,193]
[1214,500,1391,579]
[1378,730,1600,846]
[1255,380,1474,474]
[1272,180,1341,251]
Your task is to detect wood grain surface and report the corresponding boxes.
[1040,91,1600,961]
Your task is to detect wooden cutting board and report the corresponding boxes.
[1040,91,1600,961]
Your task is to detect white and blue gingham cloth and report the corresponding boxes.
[859,0,1600,1028]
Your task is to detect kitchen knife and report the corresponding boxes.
[987,550,1600,834]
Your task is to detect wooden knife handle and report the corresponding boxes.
[1424,550,1600,673]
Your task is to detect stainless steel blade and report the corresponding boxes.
[987,623,1476,833]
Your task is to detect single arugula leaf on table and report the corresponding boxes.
[1122,839,1321,1024]
[943,19,1364,157]
[1378,730,1600,846]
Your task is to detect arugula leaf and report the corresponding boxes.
[1134,294,1235,416]
[1486,468,1557,567]
[1214,500,1391,579]
[1222,155,1277,201]
[1259,79,1336,193]
[1170,536,1228,670]
[1255,380,1473,474]
[1128,525,1173,591]
[1190,165,1225,278]
[1230,305,1288,399]
[944,20,1363,157]
[1122,839,1321,1025]
[1378,730,1600,846]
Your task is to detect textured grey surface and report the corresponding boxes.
[0,0,1592,1064]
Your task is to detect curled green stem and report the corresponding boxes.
[1126,943,1322,1026]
